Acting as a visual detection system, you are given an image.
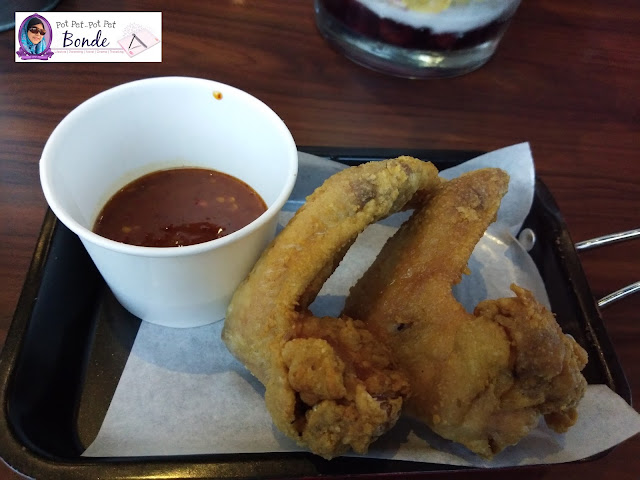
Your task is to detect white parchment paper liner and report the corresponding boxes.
[83,144,640,467]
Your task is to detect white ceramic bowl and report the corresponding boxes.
[40,76,298,328]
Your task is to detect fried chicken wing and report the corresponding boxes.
[343,168,588,457]
[222,157,441,459]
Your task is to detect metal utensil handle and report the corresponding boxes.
[574,228,640,308]
[598,281,640,308]
[575,228,640,251]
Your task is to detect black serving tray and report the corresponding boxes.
[0,148,631,479]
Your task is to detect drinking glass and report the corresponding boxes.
[315,0,521,78]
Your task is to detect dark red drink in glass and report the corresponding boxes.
[315,0,521,78]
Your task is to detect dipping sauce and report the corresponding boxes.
[93,167,267,247]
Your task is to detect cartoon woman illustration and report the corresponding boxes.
[21,17,48,54]
[17,14,53,60]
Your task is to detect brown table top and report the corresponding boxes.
[1,0,638,478]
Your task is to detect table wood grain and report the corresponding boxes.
[1,0,638,478]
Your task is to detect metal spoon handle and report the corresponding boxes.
[598,281,640,308]
[574,228,640,308]
[575,228,640,251]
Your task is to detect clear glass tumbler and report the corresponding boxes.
[315,0,521,78]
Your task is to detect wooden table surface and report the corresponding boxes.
[1,0,638,478]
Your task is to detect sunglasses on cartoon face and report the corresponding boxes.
[29,27,46,36]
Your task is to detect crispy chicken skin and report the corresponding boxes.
[222,157,440,459]
[344,168,588,457]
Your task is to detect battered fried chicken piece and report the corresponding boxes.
[222,157,440,459]
[284,314,410,455]
[343,168,588,458]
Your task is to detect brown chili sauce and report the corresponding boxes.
[93,167,267,247]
